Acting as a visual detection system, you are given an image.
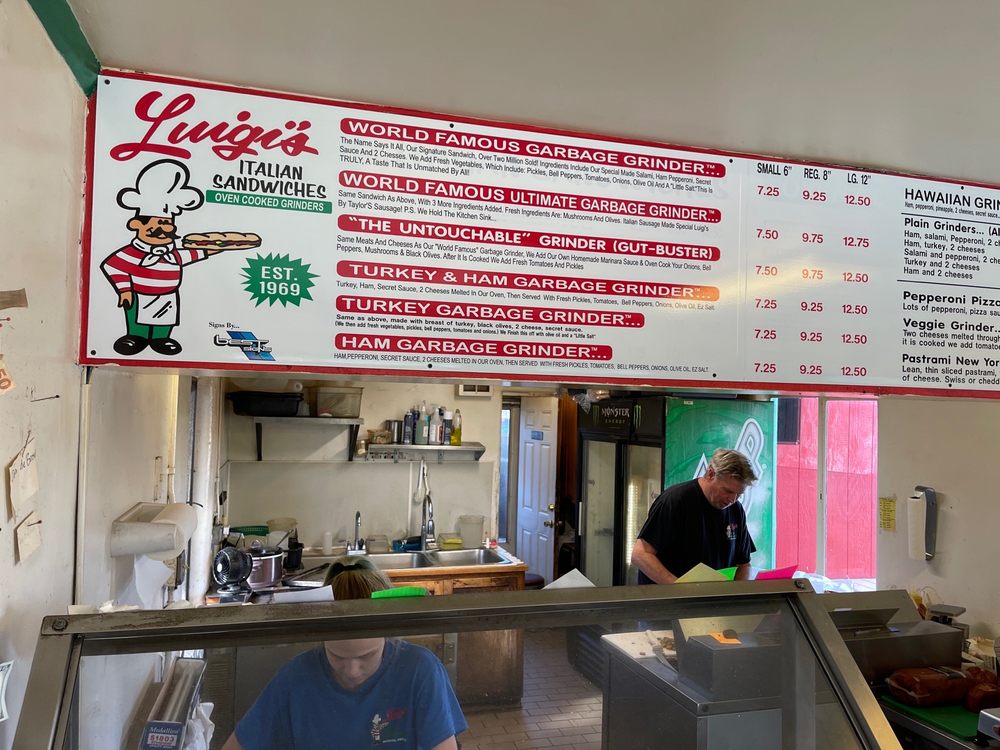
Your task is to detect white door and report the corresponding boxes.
[515,396,558,582]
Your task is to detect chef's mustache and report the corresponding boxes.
[147,226,177,239]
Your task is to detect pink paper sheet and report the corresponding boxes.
[755,564,798,580]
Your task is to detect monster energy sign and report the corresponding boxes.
[595,403,631,428]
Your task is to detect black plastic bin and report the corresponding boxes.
[227,391,302,417]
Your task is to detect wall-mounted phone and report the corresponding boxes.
[908,486,938,561]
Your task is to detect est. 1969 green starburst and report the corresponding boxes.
[241,253,318,307]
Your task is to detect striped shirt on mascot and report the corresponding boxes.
[101,158,217,357]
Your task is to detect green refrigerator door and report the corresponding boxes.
[664,398,778,570]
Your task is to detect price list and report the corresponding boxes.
[741,160,901,388]
[83,71,1000,394]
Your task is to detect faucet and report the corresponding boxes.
[420,496,436,551]
[352,510,363,552]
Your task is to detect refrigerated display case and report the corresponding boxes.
[577,396,665,586]
[16,580,903,750]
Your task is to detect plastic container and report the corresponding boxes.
[227,391,302,417]
[458,514,485,548]
[386,419,404,444]
[315,386,363,418]
[415,409,430,445]
[267,517,297,532]
[322,531,334,555]
[368,428,392,445]
[366,534,390,553]
[428,407,442,445]
[231,524,269,537]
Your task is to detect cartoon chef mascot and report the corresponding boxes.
[101,159,216,357]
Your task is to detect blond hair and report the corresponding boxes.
[322,555,392,600]
[709,449,758,484]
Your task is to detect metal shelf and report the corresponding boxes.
[250,417,364,461]
[364,442,486,463]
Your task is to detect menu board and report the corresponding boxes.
[80,70,1000,396]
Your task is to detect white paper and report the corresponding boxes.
[256,586,334,604]
[542,568,595,589]
[675,562,728,583]
[148,503,198,561]
[120,555,173,609]
[183,702,215,750]
[0,661,10,722]
[15,512,41,562]
[67,604,99,615]
[8,437,39,520]
[908,494,926,561]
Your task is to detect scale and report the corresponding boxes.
[928,603,970,641]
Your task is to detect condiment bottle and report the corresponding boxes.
[450,409,462,445]
[415,402,429,445]
[428,406,442,445]
[442,411,453,444]
[402,411,414,444]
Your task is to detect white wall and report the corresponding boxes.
[76,369,192,750]
[878,397,1000,636]
[0,5,196,745]
[77,369,187,607]
[0,2,86,747]
[72,0,1000,189]
[225,378,502,546]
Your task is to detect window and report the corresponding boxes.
[775,397,877,591]
[497,398,520,545]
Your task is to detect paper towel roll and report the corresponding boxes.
[148,503,198,561]
[908,494,926,561]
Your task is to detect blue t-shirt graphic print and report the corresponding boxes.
[236,639,466,749]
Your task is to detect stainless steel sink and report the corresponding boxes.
[366,552,437,569]
[426,548,510,566]
[284,548,510,587]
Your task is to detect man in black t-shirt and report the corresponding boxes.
[632,448,758,584]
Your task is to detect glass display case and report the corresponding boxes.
[15,580,901,749]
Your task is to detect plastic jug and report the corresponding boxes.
[458,514,485,548]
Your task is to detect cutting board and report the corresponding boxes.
[880,695,980,740]
[602,630,677,668]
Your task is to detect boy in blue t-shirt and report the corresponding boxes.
[222,558,467,750]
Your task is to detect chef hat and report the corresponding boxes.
[116,159,204,218]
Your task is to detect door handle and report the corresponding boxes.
[548,504,555,511]
[543,520,555,527]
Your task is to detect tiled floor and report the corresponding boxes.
[460,628,604,750]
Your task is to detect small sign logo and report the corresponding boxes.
[214,330,274,361]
